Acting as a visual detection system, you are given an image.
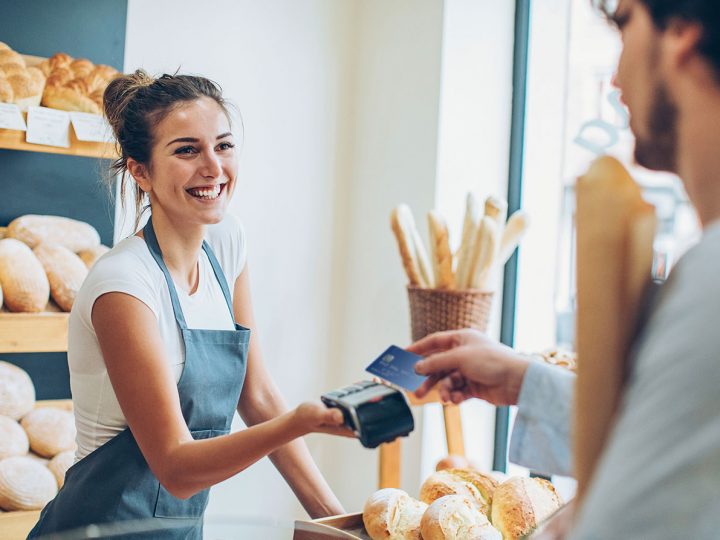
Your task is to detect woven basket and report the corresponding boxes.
[407,286,494,342]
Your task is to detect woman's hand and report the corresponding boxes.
[293,402,355,438]
[410,328,530,406]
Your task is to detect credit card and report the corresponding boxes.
[366,345,427,392]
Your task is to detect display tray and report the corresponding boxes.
[0,304,69,353]
[294,512,370,540]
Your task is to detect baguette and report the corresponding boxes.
[467,217,498,290]
[391,205,428,287]
[33,243,88,312]
[499,210,530,264]
[412,229,434,289]
[428,211,454,289]
[483,196,507,223]
[455,194,481,290]
[7,214,100,252]
[0,238,50,312]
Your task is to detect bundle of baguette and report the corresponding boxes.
[363,469,562,540]
[39,52,120,115]
[0,215,109,313]
[0,42,47,110]
[0,361,76,511]
[391,194,529,292]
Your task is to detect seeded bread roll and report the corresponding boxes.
[48,450,74,488]
[420,469,497,515]
[0,238,50,312]
[7,214,100,252]
[21,408,76,458]
[363,488,428,540]
[420,495,501,540]
[33,243,88,312]
[0,416,30,459]
[490,477,563,540]
[78,244,110,269]
[0,456,57,511]
[0,361,36,420]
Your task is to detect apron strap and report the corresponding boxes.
[201,240,236,321]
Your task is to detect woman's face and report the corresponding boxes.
[140,97,238,227]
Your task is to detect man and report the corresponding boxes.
[412,0,720,537]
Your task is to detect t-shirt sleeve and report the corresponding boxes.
[206,213,247,286]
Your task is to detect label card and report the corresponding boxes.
[25,106,71,148]
[70,112,114,143]
[0,103,27,131]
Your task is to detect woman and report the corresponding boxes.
[29,71,347,538]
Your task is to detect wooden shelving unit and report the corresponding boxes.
[0,310,69,353]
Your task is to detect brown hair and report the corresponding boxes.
[104,69,232,231]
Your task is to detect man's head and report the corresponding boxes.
[594,0,720,172]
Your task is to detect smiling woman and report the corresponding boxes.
[26,70,352,539]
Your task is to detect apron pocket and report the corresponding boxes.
[153,429,224,519]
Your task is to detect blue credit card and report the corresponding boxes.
[366,345,427,392]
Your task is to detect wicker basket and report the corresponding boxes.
[407,285,494,342]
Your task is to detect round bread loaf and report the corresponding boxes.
[78,244,110,269]
[0,415,29,459]
[0,361,36,419]
[21,408,76,458]
[435,454,482,472]
[363,488,428,540]
[6,214,100,253]
[0,456,57,510]
[0,238,50,312]
[420,469,497,515]
[420,495,501,540]
[33,243,88,312]
[26,452,50,466]
[48,450,74,488]
[490,477,563,540]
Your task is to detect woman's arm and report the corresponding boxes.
[233,266,345,518]
[91,291,345,500]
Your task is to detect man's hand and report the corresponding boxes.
[410,329,530,406]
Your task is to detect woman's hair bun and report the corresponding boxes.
[103,69,155,138]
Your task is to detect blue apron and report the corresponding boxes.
[29,218,250,539]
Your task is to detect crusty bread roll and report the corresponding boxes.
[0,361,36,420]
[0,456,57,511]
[0,238,50,312]
[428,211,454,289]
[0,416,30,459]
[7,214,101,252]
[48,450,74,488]
[435,454,482,472]
[21,408,76,458]
[490,477,563,540]
[420,495,501,540]
[363,488,428,540]
[78,244,110,269]
[25,452,50,466]
[420,469,497,515]
[33,243,88,312]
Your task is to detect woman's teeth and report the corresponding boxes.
[187,184,222,200]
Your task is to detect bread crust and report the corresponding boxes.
[490,477,562,540]
[391,205,427,287]
[363,488,427,540]
[0,456,57,511]
[428,211,454,289]
[20,408,76,458]
[420,495,501,540]
[33,243,88,312]
[420,469,497,515]
[0,238,50,313]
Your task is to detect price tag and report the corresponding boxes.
[25,106,71,148]
[0,103,27,131]
[70,112,114,143]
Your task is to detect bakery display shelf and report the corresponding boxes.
[0,306,69,353]
[294,512,369,540]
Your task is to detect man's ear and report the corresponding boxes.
[664,18,704,71]
[127,159,151,193]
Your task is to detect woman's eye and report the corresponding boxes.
[175,146,197,155]
[217,142,235,151]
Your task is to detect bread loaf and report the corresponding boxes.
[0,456,57,511]
[48,450,74,488]
[33,243,88,312]
[420,469,497,515]
[21,408,76,458]
[25,452,50,466]
[0,75,13,102]
[455,193,481,289]
[0,238,50,312]
[42,85,101,114]
[428,211,454,289]
[0,361,36,419]
[363,488,428,540]
[435,455,479,472]
[78,244,110,269]
[490,477,563,540]
[0,416,29,459]
[7,214,100,252]
[391,205,428,287]
[420,495,501,540]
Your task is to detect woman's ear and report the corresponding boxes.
[127,158,151,193]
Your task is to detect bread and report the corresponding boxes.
[70,58,94,78]
[490,477,563,540]
[0,63,26,77]
[25,452,50,466]
[391,205,428,287]
[455,193,481,290]
[0,42,10,51]
[21,408,76,458]
[33,243,88,312]
[467,217,498,290]
[78,244,110,269]
[7,214,101,252]
[48,450,74,488]
[435,455,473,472]
[0,281,3,309]
[42,85,101,114]
[363,488,427,540]
[0,361,36,420]
[499,210,530,265]
[0,50,24,67]
[483,196,507,223]
[26,66,46,95]
[0,416,30,459]
[92,64,119,81]
[40,54,119,114]
[0,456,57,511]
[428,211,454,289]
[412,228,434,289]
[0,238,50,312]
[48,52,73,71]
[420,469,497,515]
[420,495,501,540]
[0,75,13,102]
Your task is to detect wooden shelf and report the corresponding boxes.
[0,310,69,353]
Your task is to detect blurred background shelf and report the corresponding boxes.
[0,309,69,353]
[0,126,116,159]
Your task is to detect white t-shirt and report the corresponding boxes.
[68,214,247,460]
